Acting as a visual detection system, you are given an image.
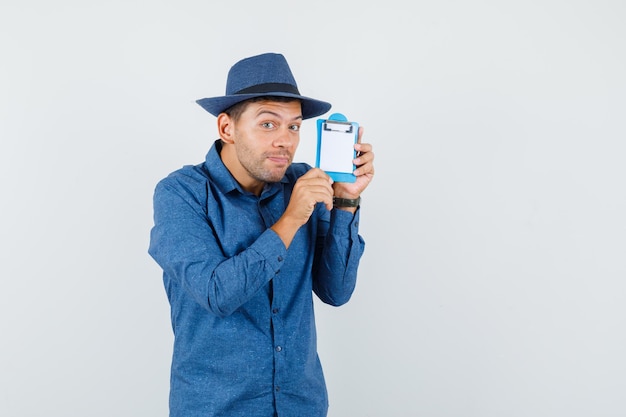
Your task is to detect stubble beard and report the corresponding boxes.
[238,144,291,184]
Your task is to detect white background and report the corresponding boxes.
[1,1,625,416]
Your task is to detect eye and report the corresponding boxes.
[262,122,276,129]
[289,124,301,132]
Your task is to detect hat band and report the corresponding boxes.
[234,82,300,95]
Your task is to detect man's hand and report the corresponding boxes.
[332,126,375,210]
[271,168,333,247]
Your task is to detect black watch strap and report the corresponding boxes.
[333,196,361,208]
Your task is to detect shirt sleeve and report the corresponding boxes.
[312,207,365,306]
[148,175,287,318]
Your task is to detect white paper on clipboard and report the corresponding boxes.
[318,124,355,173]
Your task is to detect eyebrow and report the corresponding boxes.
[255,110,303,121]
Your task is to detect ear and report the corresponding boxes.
[217,113,234,144]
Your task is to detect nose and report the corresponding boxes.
[273,126,297,148]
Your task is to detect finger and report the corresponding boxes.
[353,145,374,166]
[298,175,335,191]
[304,167,333,182]
[354,127,365,159]
[353,162,374,177]
[296,187,333,212]
[354,142,372,154]
[293,181,335,205]
[353,149,375,176]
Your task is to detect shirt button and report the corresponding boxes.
[272,308,279,314]
[275,386,280,392]
[275,346,282,352]
[277,256,283,262]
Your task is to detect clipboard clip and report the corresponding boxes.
[322,113,353,133]
[323,121,353,133]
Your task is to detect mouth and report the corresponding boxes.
[267,154,291,165]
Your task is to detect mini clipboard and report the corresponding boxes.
[315,113,358,183]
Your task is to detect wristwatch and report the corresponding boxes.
[333,196,361,208]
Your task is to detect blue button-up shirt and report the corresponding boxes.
[148,140,365,417]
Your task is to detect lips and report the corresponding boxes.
[267,154,291,165]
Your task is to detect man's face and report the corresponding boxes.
[229,99,303,186]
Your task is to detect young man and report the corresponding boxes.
[149,52,375,417]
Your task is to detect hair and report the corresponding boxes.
[224,96,301,122]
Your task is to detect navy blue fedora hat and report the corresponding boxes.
[196,52,331,120]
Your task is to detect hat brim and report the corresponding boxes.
[196,92,331,120]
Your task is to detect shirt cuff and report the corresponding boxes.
[330,206,360,238]
[249,228,288,273]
